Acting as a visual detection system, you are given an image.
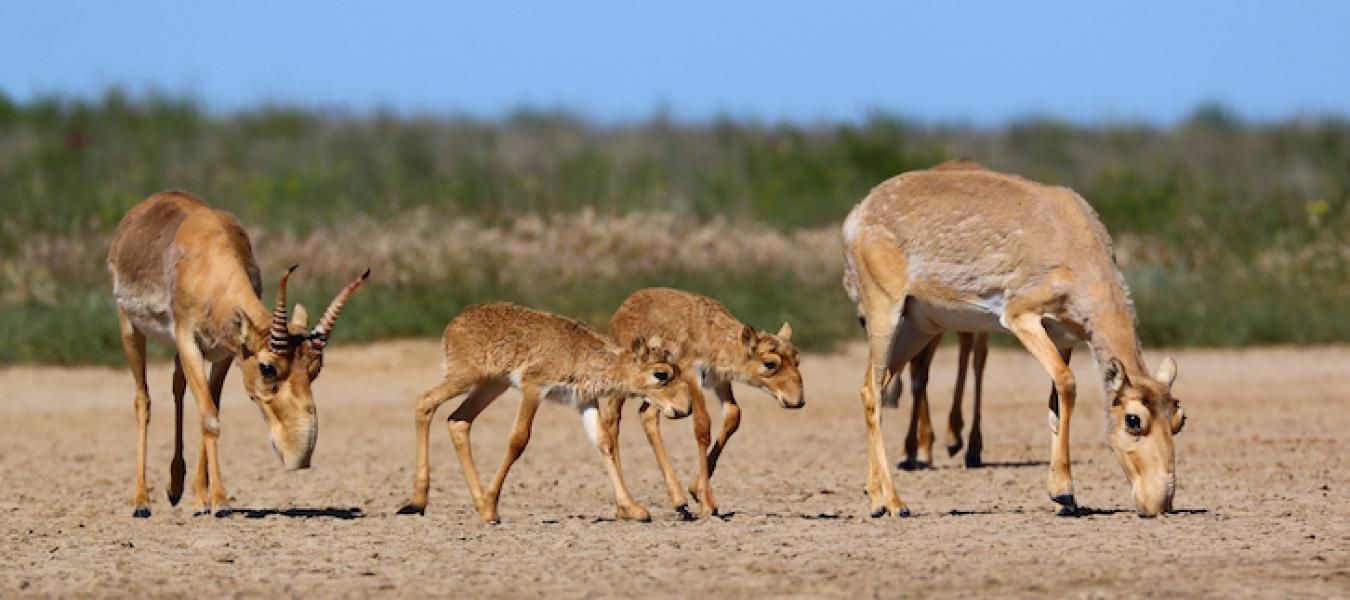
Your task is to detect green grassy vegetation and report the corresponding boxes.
[1,90,1346,364]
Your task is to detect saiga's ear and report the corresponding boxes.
[630,335,647,360]
[290,303,310,330]
[1104,358,1128,394]
[777,322,793,341]
[235,307,264,356]
[1154,356,1178,389]
[741,325,756,357]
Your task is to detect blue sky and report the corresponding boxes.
[2,1,1347,124]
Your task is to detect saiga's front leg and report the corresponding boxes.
[581,399,650,522]
[1006,313,1078,515]
[637,400,691,519]
[175,333,232,517]
[684,373,719,518]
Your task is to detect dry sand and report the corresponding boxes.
[2,342,1347,598]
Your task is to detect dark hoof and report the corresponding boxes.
[964,454,984,469]
[1052,493,1078,516]
[675,504,695,521]
[213,508,233,518]
[898,507,912,518]
[193,509,211,517]
[396,504,426,516]
[897,459,931,471]
[167,490,182,506]
[870,507,889,518]
[946,443,963,457]
[132,507,151,519]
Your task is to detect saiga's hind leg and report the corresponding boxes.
[900,337,940,470]
[477,384,543,523]
[116,309,151,518]
[398,371,491,515]
[945,333,974,458]
[703,379,741,479]
[964,333,989,468]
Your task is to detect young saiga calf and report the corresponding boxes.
[107,191,369,517]
[397,302,693,523]
[607,288,804,519]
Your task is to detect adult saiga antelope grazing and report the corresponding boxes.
[397,302,693,523]
[606,288,804,519]
[108,191,369,517]
[842,167,1185,517]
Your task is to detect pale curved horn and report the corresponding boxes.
[269,265,299,354]
[309,269,371,352]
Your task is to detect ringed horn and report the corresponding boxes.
[268,264,299,354]
[308,268,372,352]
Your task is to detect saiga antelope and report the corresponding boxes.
[606,288,804,519]
[397,302,693,523]
[842,166,1185,517]
[108,191,369,517]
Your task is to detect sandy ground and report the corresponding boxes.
[2,341,1347,598]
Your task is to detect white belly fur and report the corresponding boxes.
[115,294,177,347]
[903,297,1083,349]
[903,296,1007,334]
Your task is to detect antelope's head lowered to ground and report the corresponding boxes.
[1103,356,1184,517]
[737,323,804,409]
[628,336,692,419]
[235,266,370,470]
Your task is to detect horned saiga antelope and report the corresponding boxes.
[397,302,693,523]
[842,166,1185,517]
[108,191,369,517]
[606,287,804,519]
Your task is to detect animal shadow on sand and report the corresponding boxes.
[899,458,1051,471]
[235,507,365,520]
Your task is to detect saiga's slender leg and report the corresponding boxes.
[580,398,651,522]
[189,359,231,515]
[945,333,974,458]
[965,333,989,468]
[175,333,231,516]
[704,380,740,479]
[901,337,939,469]
[117,309,152,518]
[684,372,720,518]
[167,356,187,506]
[1005,313,1078,514]
[599,394,625,469]
[1046,346,1073,435]
[477,384,543,523]
[399,371,486,515]
[638,400,691,519]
